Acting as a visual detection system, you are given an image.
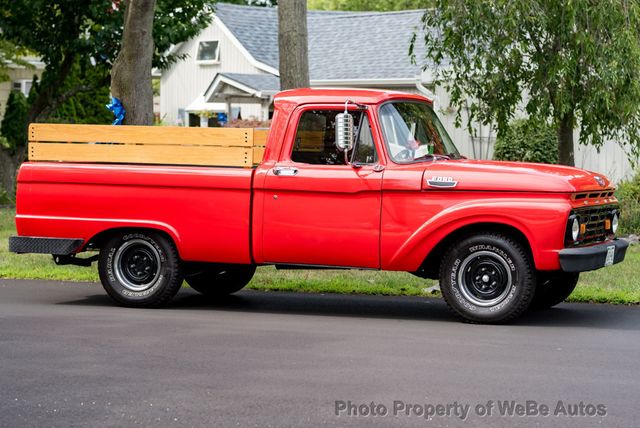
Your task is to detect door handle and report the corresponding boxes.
[273,167,298,176]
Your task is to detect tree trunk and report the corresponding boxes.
[110,0,156,125]
[557,111,575,166]
[278,0,310,90]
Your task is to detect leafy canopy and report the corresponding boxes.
[0,0,215,71]
[413,0,640,160]
[0,38,32,83]
[0,0,215,125]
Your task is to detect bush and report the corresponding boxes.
[616,171,640,235]
[0,90,28,154]
[493,119,558,164]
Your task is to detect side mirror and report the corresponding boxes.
[335,102,354,151]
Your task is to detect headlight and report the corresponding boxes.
[571,217,580,241]
[612,212,619,234]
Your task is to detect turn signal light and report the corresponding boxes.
[580,223,586,235]
[605,219,611,230]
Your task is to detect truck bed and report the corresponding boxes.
[16,162,254,264]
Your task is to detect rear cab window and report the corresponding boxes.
[290,109,378,166]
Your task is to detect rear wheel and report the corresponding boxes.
[98,231,183,307]
[186,264,256,296]
[532,272,579,309]
[439,233,536,323]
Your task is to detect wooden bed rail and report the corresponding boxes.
[28,123,268,167]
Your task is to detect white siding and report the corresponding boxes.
[160,21,269,125]
[0,67,44,122]
[575,140,635,183]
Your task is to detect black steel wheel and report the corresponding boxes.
[98,231,183,307]
[186,263,256,296]
[439,233,536,323]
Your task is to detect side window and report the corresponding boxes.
[291,110,377,165]
[352,115,378,164]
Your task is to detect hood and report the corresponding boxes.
[421,160,612,193]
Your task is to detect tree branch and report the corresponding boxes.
[38,73,111,120]
[28,52,77,123]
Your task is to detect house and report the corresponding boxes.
[0,57,45,122]
[160,2,635,182]
[160,3,431,127]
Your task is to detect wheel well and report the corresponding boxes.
[414,222,533,279]
[85,227,177,252]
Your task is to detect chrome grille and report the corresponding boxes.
[572,205,617,246]
[573,189,615,200]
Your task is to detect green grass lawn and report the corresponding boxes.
[1,207,638,304]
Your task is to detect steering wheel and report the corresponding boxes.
[396,149,413,162]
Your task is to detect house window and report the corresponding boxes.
[196,41,220,63]
[12,80,32,96]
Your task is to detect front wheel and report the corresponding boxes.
[98,231,183,307]
[439,233,536,323]
[531,272,579,309]
[186,264,256,296]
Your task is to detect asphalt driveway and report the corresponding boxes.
[1,279,638,427]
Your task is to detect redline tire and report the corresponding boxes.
[98,231,183,307]
[186,264,256,296]
[439,233,536,323]
[532,271,580,309]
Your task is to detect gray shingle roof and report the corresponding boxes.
[214,3,427,81]
[219,72,281,92]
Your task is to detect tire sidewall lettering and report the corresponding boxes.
[448,243,520,315]
[109,233,168,300]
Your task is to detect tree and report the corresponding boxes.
[46,61,113,125]
[0,90,28,192]
[0,0,215,194]
[1,91,28,153]
[413,1,640,166]
[0,0,214,125]
[111,0,157,125]
[278,0,310,89]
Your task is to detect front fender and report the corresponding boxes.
[382,197,571,272]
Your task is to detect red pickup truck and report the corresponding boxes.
[9,88,628,323]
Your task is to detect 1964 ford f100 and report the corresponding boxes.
[9,88,628,323]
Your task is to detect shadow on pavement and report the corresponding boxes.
[60,288,640,330]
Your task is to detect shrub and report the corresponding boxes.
[616,171,640,235]
[0,90,28,154]
[0,188,14,205]
[493,119,558,164]
[225,118,272,128]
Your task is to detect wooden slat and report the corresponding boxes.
[29,124,253,147]
[253,148,265,164]
[295,130,324,152]
[253,129,269,147]
[29,142,251,167]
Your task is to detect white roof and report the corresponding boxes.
[185,95,227,112]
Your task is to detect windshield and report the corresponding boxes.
[379,101,461,163]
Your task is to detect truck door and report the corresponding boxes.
[260,106,383,268]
